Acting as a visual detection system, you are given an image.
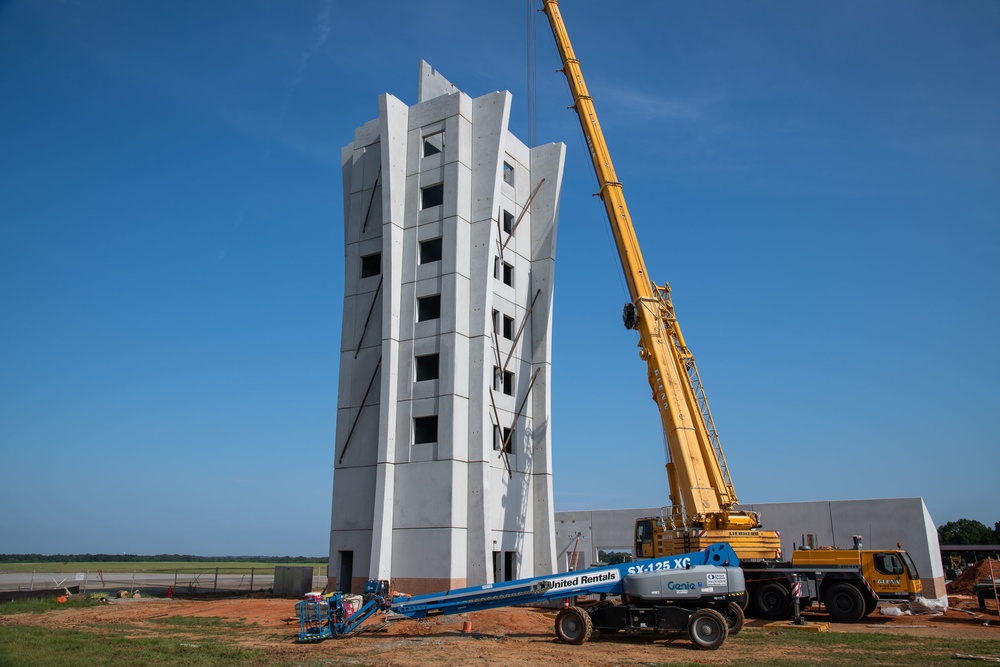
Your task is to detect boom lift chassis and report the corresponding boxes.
[298,543,746,650]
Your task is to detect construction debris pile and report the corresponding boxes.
[947,558,1000,595]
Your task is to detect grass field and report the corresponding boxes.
[2,616,999,667]
[0,561,325,575]
[2,598,1000,667]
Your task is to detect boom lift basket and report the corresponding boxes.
[296,599,333,641]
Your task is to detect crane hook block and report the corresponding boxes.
[623,303,638,330]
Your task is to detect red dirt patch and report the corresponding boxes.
[948,558,1000,595]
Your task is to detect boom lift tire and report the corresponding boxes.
[752,582,792,620]
[823,583,866,623]
[722,601,745,635]
[555,606,593,645]
[687,608,728,650]
[864,595,877,616]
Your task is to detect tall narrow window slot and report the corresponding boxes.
[360,252,381,278]
[503,315,515,340]
[493,366,514,396]
[502,161,514,186]
[503,210,514,234]
[494,425,513,453]
[493,257,514,287]
[421,183,444,209]
[417,294,441,322]
[419,237,442,264]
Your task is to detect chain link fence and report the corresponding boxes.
[0,565,328,597]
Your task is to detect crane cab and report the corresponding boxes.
[791,548,922,601]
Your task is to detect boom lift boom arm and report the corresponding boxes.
[297,544,743,642]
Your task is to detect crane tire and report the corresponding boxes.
[687,608,728,650]
[555,607,593,645]
[823,582,866,623]
[864,595,878,617]
[752,582,792,620]
[722,601,745,635]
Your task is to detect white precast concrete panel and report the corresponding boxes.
[418,60,459,103]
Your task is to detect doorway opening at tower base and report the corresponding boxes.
[493,550,518,582]
[339,550,354,594]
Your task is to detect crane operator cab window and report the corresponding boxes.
[635,519,654,559]
[874,552,905,576]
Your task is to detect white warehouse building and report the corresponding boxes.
[328,62,566,595]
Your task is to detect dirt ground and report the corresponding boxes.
[2,595,999,666]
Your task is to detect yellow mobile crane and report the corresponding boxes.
[540,4,923,621]
[541,0,781,560]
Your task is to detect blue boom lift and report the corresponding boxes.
[297,543,745,650]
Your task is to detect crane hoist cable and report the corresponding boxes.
[526,0,537,147]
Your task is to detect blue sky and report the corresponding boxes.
[1,1,997,557]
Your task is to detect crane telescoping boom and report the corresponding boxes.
[541,0,779,559]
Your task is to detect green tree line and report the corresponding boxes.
[937,519,1000,546]
[0,554,326,564]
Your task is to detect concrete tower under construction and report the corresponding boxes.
[328,62,565,594]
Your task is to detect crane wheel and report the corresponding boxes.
[722,601,745,635]
[687,608,728,650]
[823,583,866,623]
[555,607,593,645]
[752,582,792,620]
[864,595,877,617]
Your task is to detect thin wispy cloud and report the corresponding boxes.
[593,80,725,122]
[220,0,335,261]
[277,0,334,128]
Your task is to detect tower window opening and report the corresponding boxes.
[417,294,441,321]
[415,353,440,381]
[494,257,513,287]
[493,366,514,396]
[494,425,513,454]
[413,416,438,445]
[421,183,444,209]
[420,237,443,264]
[423,131,444,157]
[503,315,514,340]
[360,252,381,278]
[503,210,514,234]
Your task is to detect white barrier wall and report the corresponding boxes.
[555,497,945,597]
